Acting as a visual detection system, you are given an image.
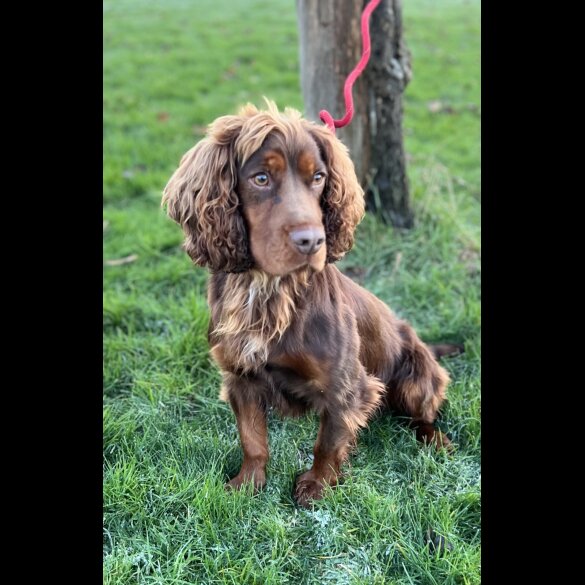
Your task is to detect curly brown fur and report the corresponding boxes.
[163,101,453,507]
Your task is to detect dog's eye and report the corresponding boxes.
[253,173,269,187]
[313,172,325,184]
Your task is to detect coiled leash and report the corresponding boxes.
[319,0,382,133]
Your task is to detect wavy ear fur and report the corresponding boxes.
[304,123,365,263]
[162,115,253,273]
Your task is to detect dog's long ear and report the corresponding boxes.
[162,115,253,273]
[305,124,365,263]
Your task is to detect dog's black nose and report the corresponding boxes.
[289,227,325,255]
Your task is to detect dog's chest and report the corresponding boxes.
[208,272,308,372]
[262,351,331,414]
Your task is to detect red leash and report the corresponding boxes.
[319,0,382,133]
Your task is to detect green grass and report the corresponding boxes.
[103,0,480,583]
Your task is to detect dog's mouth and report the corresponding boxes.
[254,255,325,277]
[305,255,326,273]
[287,246,327,274]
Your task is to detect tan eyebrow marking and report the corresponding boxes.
[298,151,317,178]
[262,151,286,174]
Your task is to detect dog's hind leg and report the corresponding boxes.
[385,323,453,450]
[427,343,464,360]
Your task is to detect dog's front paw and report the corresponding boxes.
[294,471,337,508]
[225,468,266,493]
[414,423,455,453]
[432,431,455,453]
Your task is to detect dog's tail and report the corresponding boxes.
[427,343,465,360]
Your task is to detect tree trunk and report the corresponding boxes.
[296,0,413,228]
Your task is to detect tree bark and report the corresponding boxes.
[296,0,413,228]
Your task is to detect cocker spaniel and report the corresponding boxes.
[162,101,456,507]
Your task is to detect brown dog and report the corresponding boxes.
[163,101,454,507]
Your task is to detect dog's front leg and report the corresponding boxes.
[222,373,269,492]
[293,370,383,507]
[294,410,355,507]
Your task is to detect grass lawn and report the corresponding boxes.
[103,0,481,583]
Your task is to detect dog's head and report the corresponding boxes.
[162,101,364,275]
